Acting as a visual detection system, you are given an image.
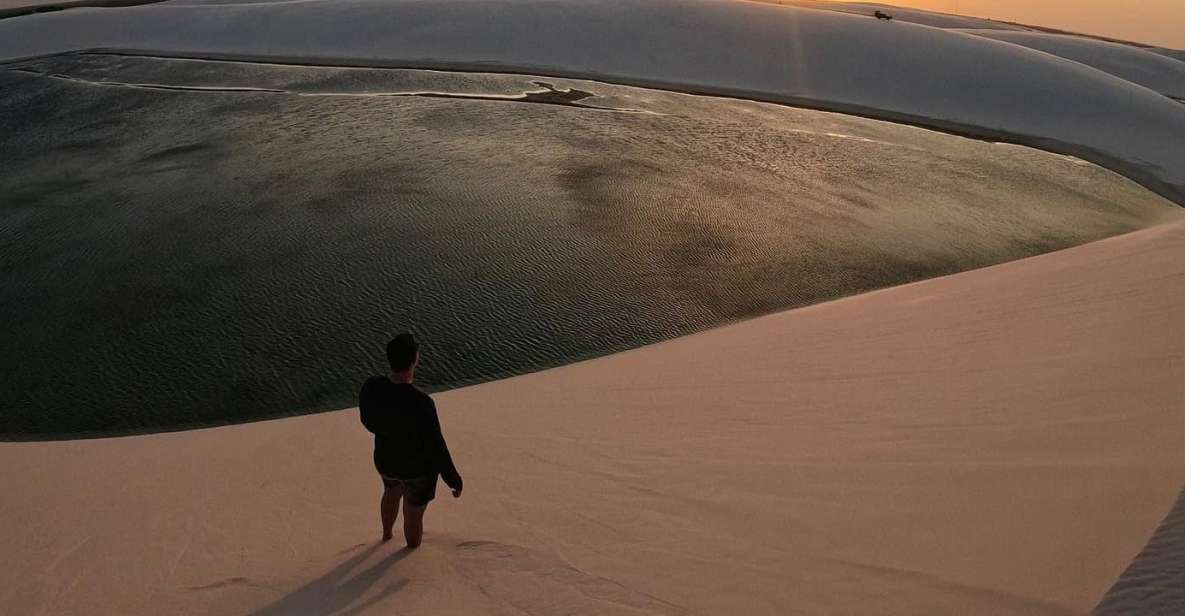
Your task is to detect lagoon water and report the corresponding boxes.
[1,54,1179,438]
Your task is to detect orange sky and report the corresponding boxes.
[842,1,1185,49]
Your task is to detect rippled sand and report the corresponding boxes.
[1,54,1180,436]
[1096,487,1185,615]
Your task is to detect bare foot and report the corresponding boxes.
[382,531,393,542]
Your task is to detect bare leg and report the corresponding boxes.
[403,500,428,548]
[381,483,402,542]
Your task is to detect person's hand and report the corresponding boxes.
[452,487,462,498]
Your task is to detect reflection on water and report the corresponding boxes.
[0,55,1179,438]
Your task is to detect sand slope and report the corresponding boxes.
[782,0,1025,30]
[3,220,1184,615]
[1096,488,1185,615]
[961,30,1185,100]
[1154,48,1185,63]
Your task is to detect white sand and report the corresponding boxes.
[0,0,80,9]
[1155,48,1185,63]
[959,29,1185,100]
[780,0,1027,30]
[3,219,1183,615]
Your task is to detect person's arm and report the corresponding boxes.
[428,400,463,496]
[359,379,385,435]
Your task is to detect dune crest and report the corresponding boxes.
[960,29,1185,100]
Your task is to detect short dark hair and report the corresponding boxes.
[386,333,419,372]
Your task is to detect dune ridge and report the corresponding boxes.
[779,0,1027,30]
[959,29,1185,100]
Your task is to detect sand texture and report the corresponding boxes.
[2,220,1183,615]
[960,29,1185,100]
[1096,487,1185,615]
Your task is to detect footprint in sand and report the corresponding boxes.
[450,540,687,615]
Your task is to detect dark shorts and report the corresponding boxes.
[380,474,437,507]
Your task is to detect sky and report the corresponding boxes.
[842,1,1185,49]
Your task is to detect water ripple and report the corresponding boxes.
[0,56,1179,438]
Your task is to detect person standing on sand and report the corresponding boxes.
[359,333,463,547]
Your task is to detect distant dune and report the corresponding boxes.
[0,0,162,18]
[779,0,1027,30]
[961,29,1185,101]
[1155,48,1185,63]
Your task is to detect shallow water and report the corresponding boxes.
[0,54,1179,438]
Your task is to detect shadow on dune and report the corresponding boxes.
[249,543,411,616]
[1094,484,1185,615]
[0,0,166,20]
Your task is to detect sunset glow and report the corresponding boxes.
[821,0,1185,48]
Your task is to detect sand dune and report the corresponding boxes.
[780,0,1025,30]
[780,2,1185,102]
[3,220,1183,614]
[961,30,1185,100]
[1154,48,1185,63]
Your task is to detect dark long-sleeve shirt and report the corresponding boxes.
[359,377,462,490]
